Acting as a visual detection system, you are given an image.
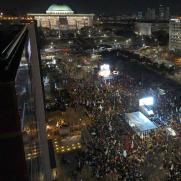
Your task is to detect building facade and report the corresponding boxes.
[159,5,170,20]
[28,4,94,30]
[145,8,156,20]
[135,22,152,36]
[137,11,143,20]
[169,18,181,52]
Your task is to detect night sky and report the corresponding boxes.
[0,0,180,15]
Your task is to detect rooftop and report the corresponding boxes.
[125,112,157,133]
[46,4,74,14]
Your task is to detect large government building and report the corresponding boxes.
[28,4,94,30]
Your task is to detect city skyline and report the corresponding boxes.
[0,0,180,15]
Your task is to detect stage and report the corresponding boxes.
[125,111,157,136]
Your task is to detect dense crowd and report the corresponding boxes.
[59,54,181,180]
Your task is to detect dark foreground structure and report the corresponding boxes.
[0,20,52,181]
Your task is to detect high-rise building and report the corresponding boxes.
[137,11,143,20]
[159,5,170,20]
[0,19,53,181]
[145,8,156,20]
[169,18,181,52]
[28,4,94,30]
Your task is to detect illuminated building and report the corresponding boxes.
[135,23,152,36]
[169,18,181,52]
[28,4,94,30]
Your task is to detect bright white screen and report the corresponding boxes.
[139,97,154,106]
[99,64,111,77]
[100,64,110,71]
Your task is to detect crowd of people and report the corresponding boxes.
[58,52,181,181]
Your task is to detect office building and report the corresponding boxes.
[137,11,143,20]
[135,22,152,36]
[145,8,156,20]
[169,18,181,52]
[159,5,170,20]
[28,4,94,30]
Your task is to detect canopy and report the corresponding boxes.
[125,112,157,135]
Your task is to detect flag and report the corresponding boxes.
[176,107,178,113]
[105,147,108,155]
[131,140,134,149]
[109,122,112,131]
[123,150,127,158]
[171,163,174,170]
[179,107,181,113]
[99,105,103,111]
